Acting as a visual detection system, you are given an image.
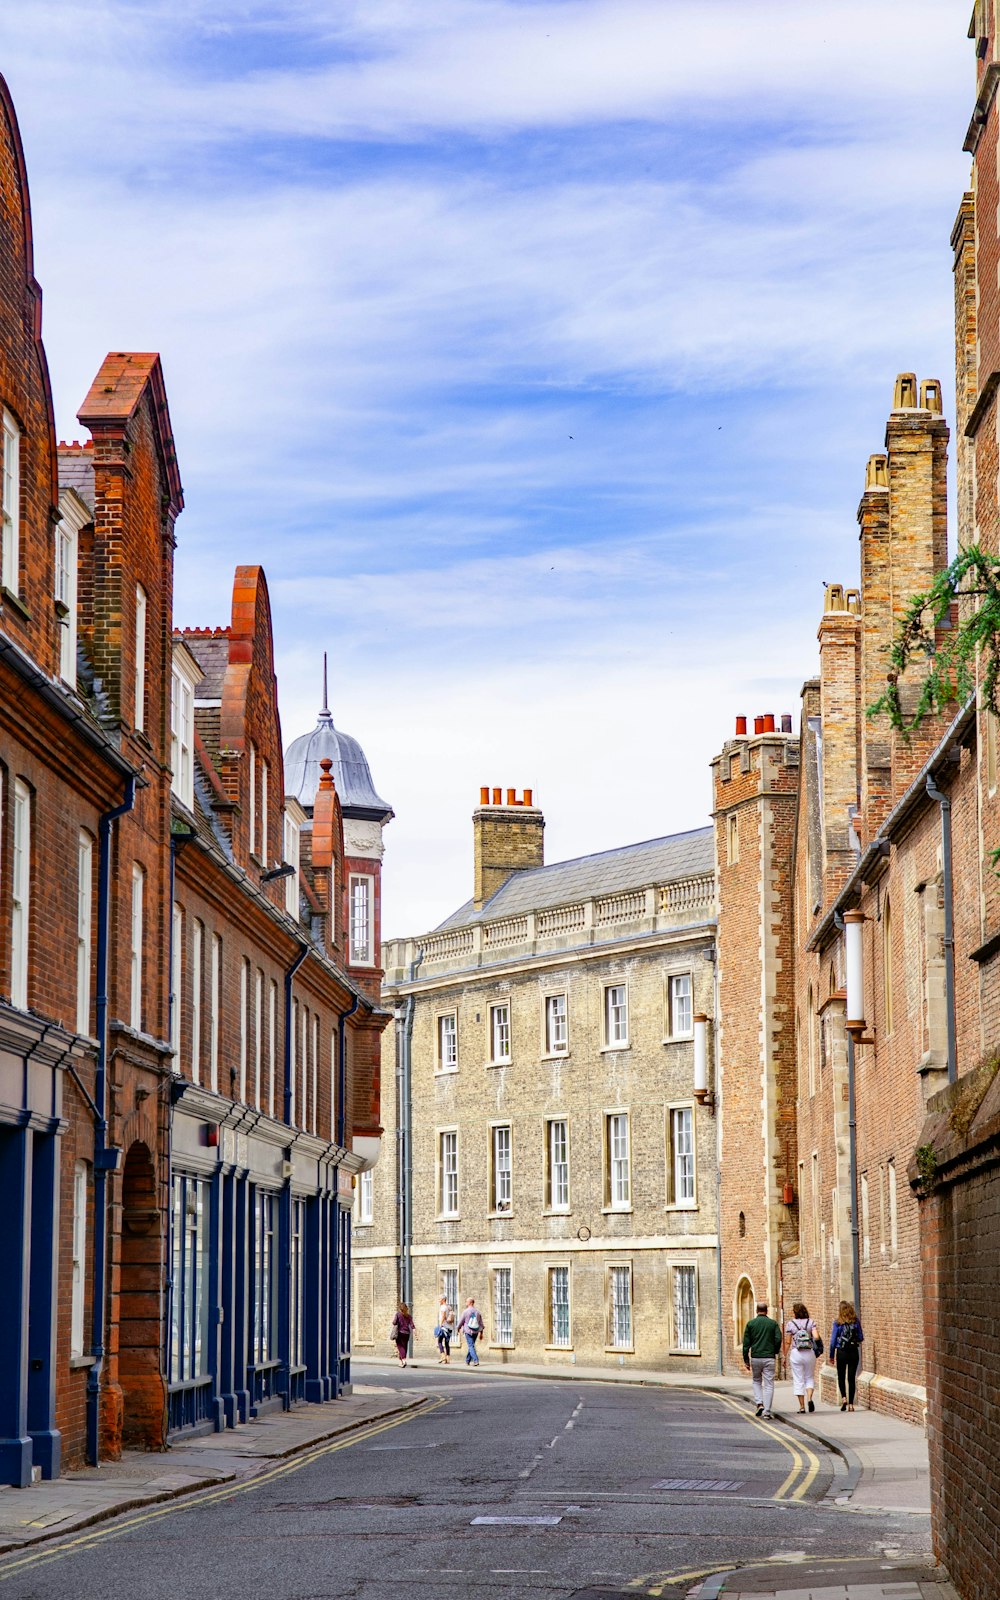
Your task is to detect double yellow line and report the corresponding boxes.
[706,1390,821,1501]
[0,1395,448,1583]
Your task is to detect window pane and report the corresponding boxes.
[549,1266,570,1347]
[440,1132,458,1215]
[439,1014,457,1069]
[606,985,627,1043]
[670,973,692,1035]
[493,1267,513,1344]
[493,1125,512,1210]
[608,1113,630,1206]
[492,1003,510,1061]
[673,1264,698,1351]
[350,877,371,963]
[546,993,567,1052]
[609,1265,632,1349]
[672,1107,695,1203]
[548,1120,569,1210]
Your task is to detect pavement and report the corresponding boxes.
[0,1383,423,1555]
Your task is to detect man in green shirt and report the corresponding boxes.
[742,1300,783,1418]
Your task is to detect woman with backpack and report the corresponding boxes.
[456,1298,484,1366]
[783,1300,820,1413]
[830,1300,864,1410]
[391,1302,415,1367]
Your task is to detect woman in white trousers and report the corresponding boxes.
[783,1300,818,1412]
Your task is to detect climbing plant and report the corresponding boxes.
[867,543,1000,732]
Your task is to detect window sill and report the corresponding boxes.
[488,1342,514,1351]
[604,1345,634,1356]
[665,1202,698,1213]
[544,1343,574,1352]
[542,1208,572,1218]
[662,1034,693,1046]
[434,1067,459,1077]
[602,1204,633,1215]
[488,1211,514,1220]
[436,1214,461,1224]
[486,1059,511,1069]
[541,1050,570,1062]
[668,1346,701,1358]
[70,1354,93,1370]
[600,1042,630,1054]
[1,585,30,621]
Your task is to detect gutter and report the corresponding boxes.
[87,775,136,1468]
[807,699,975,952]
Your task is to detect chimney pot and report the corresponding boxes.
[507,788,516,805]
[865,452,888,491]
[920,379,942,414]
[780,713,792,733]
[763,713,775,733]
[492,788,501,805]
[735,715,747,736]
[524,788,533,806]
[754,715,764,734]
[893,372,918,410]
[480,787,490,804]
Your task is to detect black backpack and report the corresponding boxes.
[839,1320,859,1350]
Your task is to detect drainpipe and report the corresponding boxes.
[835,909,862,1318]
[926,774,958,1085]
[398,948,423,1320]
[87,776,136,1469]
[336,992,360,1152]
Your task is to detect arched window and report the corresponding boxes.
[738,1211,746,1238]
[735,1276,756,1344]
[883,897,893,1035]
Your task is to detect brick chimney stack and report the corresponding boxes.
[857,452,892,834]
[473,788,544,910]
[818,583,861,902]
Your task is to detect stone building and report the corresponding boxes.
[354,791,721,1372]
[0,67,388,1482]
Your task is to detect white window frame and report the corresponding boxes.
[726,810,739,866]
[490,1122,512,1213]
[543,991,568,1055]
[665,971,693,1040]
[547,1263,572,1349]
[134,585,147,734]
[76,830,93,1035]
[170,902,183,1067]
[210,933,221,1092]
[260,759,269,865]
[546,1118,570,1212]
[605,1110,631,1210]
[607,1262,633,1352]
[437,1011,458,1073]
[670,1261,699,1354]
[191,920,203,1084]
[349,873,375,966]
[356,1166,373,1225]
[55,493,85,687]
[668,1103,696,1208]
[170,650,198,809]
[603,983,629,1048]
[238,958,249,1102]
[129,862,144,1032]
[489,1000,511,1065]
[491,1264,513,1347]
[283,809,301,919]
[2,408,21,595]
[70,1161,88,1357]
[438,1129,459,1219]
[248,741,257,858]
[11,779,30,1009]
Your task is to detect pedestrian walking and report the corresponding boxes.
[456,1297,484,1366]
[830,1300,863,1411]
[742,1299,783,1419]
[391,1301,415,1367]
[783,1301,820,1413]
[435,1294,454,1364]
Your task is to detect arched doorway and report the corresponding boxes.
[120,1141,166,1449]
[735,1276,756,1348]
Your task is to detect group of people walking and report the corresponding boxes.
[742,1297,864,1419]
[389,1297,486,1367]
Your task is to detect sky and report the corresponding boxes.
[0,2,974,935]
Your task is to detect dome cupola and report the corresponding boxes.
[284,657,393,822]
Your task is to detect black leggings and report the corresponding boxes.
[836,1346,860,1403]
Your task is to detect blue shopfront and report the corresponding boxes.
[0,1009,83,1486]
[167,1089,355,1438]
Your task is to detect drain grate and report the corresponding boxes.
[651,1477,743,1492]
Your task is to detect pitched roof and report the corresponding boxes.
[57,443,94,510]
[436,826,714,931]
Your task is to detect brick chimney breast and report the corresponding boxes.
[473,789,544,910]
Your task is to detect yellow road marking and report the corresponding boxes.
[700,1390,822,1502]
[0,1396,448,1582]
[631,1551,893,1596]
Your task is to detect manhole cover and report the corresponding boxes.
[651,1478,743,1492]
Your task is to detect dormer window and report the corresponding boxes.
[170,646,200,810]
[1,408,20,595]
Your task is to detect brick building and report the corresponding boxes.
[0,69,389,1483]
[355,792,721,1372]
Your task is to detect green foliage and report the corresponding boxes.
[915,1143,938,1190]
[866,544,1000,733]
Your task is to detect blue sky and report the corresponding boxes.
[1,1,973,932]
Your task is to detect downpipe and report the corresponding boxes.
[88,777,136,1468]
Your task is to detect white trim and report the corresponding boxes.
[349,872,376,967]
[76,830,93,1035]
[134,585,147,734]
[129,862,144,1032]
[1,409,20,594]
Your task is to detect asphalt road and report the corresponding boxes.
[0,1372,933,1600]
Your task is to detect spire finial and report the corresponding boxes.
[321,651,329,718]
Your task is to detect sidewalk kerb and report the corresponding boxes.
[0,1393,429,1560]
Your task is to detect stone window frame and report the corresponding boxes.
[541,989,569,1058]
[435,1009,459,1074]
[665,1100,697,1210]
[603,1108,632,1212]
[669,1260,700,1356]
[488,1120,513,1216]
[489,1261,514,1348]
[605,1259,634,1353]
[545,1261,573,1351]
[544,1116,571,1214]
[488,999,512,1065]
[437,1126,460,1220]
[726,810,739,866]
[663,968,694,1042]
[601,981,630,1051]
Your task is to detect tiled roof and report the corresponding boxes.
[182,632,230,701]
[436,826,714,931]
[57,443,94,511]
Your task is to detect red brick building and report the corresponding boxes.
[0,69,390,1483]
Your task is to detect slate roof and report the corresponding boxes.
[436,826,714,931]
[181,632,230,700]
[285,706,393,820]
[57,446,94,510]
